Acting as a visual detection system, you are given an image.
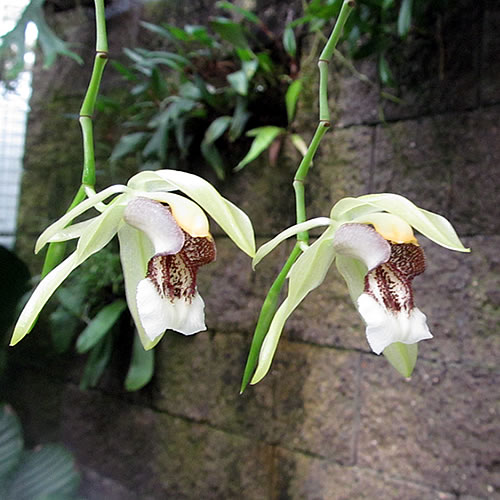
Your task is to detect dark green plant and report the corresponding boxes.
[105,3,300,179]
[0,403,80,499]
[49,246,154,392]
[0,0,82,88]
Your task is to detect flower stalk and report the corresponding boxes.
[241,0,356,393]
[42,0,108,277]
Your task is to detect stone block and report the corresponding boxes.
[306,126,373,220]
[273,448,458,500]
[198,237,287,334]
[373,108,500,236]
[357,356,500,498]
[286,256,367,351]
[481,1,500,104]
[271,342,360,464]
[153,331,276,442]
[381,0,481,120]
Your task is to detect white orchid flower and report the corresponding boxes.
[250,193,469,383]
[11,170,255,350]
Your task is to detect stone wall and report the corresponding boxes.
[4,1,500,499]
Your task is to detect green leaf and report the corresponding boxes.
[283,27,297,58]
[203,116,232,144]
[210,17,249,49]
[76,299,127,353]
[201,142,226,180]
[228,97,250,141]
[234,126,285,171]
[79,335,113,389]
[49,308,81,354]
[378,54,395,87]
[383,342,418,377]
[0,247,31,344]
[110,133,148,163]
[289,133,308,157]
[285,79,303,124]
[227,69,248,96]
[139,21,173,40]
[0,405,23,482]
[215,2,261,24]
[397,0,413,38]
[7,444,80,499]
[124,334,155,391]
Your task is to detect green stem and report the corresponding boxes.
[41,0,108,276]
[240,0,355,392]
[240,244,302,393]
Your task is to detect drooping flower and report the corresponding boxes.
[249,193,469,383]
[11,170,255,349]
[333,219,432,359]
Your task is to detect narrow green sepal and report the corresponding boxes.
[383,342,418,377]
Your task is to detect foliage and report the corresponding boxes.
[104,7,299,179]
[0,247,30,377]
[49,246,154,391]
[105,0,447,176]
[0,0,81,88]
[0,404,80,499]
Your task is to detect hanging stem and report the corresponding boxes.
[241,0,355,392]
[41,0,108,277]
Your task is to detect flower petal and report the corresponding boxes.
[135,191,210,237]
[335,255,368,302]
[118,225,157,350]
[357,293,433,354]
[251,225,337,384]
[352,212,417,244]
[383,342,418,377]
[123,197,185,256]
[10,253,79,345]
[129,170,255,257]
[35,186,128,253]
[136,278,206,340]
[333,223,391,271]
[357,193,469,252]
[48,219,94,243]
[253,217,335,269]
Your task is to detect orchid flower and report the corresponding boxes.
[11,170,255,350]
[250,193,469,383]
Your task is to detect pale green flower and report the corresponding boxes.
[251,193,469,383]
[11,170,255,350]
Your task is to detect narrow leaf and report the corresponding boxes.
[397,0,413,38]
[210,17,249,49]
[76,300,127,353]
[283,27,297,58]
[234,126,285,171]
[285,79,303,124]
[110,133,148,163]
[79,335,113,389]
[124,334,155,391]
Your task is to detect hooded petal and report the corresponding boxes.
[128,170,255,257]
[123,197,185,256]
[333,223,391,271]
[352,212,417,244]
[135,191,210,237]
[136,278,206,340]
[355,193,469,252]
[357,293,432,354]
